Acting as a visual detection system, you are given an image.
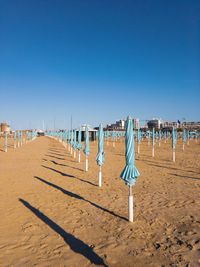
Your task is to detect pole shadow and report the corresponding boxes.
[50,160,84,172]
[34,176,126,221]
[168,173,200,181]
[45,154,66,160]
[42,165,75,178]
[19,198,108,267]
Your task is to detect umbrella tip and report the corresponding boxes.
[127,115,132,120]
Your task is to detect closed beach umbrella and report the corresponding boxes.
[159,130,162,147]
[73,130,77,158]
[152,128,155,157]
[70,130,73,154]
[120,116,140,222]
[14,131,17,149]
[83,125,90,171]
[96,124,104,187]
[4,132,8,152]
[77,128,82,163]
[172,127,176,162]
[137,129,140,155]
[112,131,115,147]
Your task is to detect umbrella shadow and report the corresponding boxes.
[168,173,200,181]
[45,154,65,160]
[50,160,84,172]
[19,198,107,267]
[42,165,75,178]
[34,176,126,221]
[48,151,66,157]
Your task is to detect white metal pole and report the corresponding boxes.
[86,156,88,172]
[98,166,102,187]
[173,149,175,162]
[128,185,133,222]
[152,146,154,157]
[78,150,81,163]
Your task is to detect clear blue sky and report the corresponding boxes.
[0,0,199,130]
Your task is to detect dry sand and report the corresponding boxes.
[0,136,199,267]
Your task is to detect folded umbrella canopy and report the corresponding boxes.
[172,127,176,162]
[152,128,155,157]
[182,129,186,151]
[14,131,17,149]
[83,126,90,171]
[70,130,73,154]
[96,124,104,187]
[120,116,140,222]
[72,130,77,158]
[77,128,82,163]
[137,129,141,155]
[4,132,8,152]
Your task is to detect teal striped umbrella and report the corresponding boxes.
[137,129,141,155]
[14,131,17,149]
[152,128,155,157]
[182,129,186,151]
[120,117,139,186]
[96,124,104,187]
[73,130,77,158]
[120,116,139,222]
[84,126,90,171]
[4,132,8,152]
[77,128,82,162]
[172,127,176,162]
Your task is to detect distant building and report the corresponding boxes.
[77,124,97,141]
[0,122,10,133]
[147,119,163,129]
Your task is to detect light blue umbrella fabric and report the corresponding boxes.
[96,124,104,166]
[182,129,186,142]
[4,132,7,148]
[137,129,140,144]
[77,128,82,150]
[72,130,77,149]
[14,131,17,141]
[172,127,176,149]
[159,130,162,141]
[70,130,73,145]
[152,128,155,146]
[120,116,140,186]
[83,126,90,156]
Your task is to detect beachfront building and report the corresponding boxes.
[78,124,97,141]
[147,119,163,129]
[0,122,10,133]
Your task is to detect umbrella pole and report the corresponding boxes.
[98,166,102,187]
[86,156,88,171]
[78,150,81,163]
[182,143,184,151]
[152,146,154,157]
[128,185,133,222]
[73,150,76,158]
[70,146,73,155]
[173,149,175,162]
[138,144,140,155]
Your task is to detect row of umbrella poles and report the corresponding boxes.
[136,127,200,162]
[46,118,139,222]
[1,131,37,152]
[46,122,199,222]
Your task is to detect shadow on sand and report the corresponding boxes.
[45,154,66,160]
[50,160,84,172]
[42,165,75,178]
[19,198,108,267]
[34,176,126,221]
[42,164,97,187]
[168,173,200,181]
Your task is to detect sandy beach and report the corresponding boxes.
[0,136,199,266]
